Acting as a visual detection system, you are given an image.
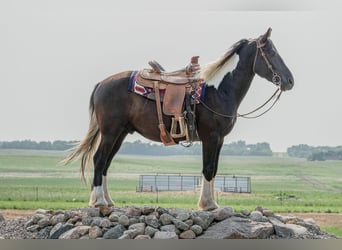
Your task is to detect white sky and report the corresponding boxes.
[1,0,341,152]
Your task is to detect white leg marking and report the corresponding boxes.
[198,175,218,211]
[102,176,115,206]
[88,185,108,207]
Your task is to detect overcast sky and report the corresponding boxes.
[1,0,341,152]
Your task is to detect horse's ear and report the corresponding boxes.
[260,27,272,43]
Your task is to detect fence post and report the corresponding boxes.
[35,187,38,201]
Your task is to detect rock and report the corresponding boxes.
[129,217,140,225]
[103,224,126,239]
[179,230,196,239]
[142,206,155,215]
[160,213,174,225]
[190,225,203,236]
[160,224,180,234]
[153,231,178,239]
[126,206,142,217]
[82,215,93,226]
[250,211,263,221]
[49,223,63,237]
[297,218,320,234]
[198,217,274,239]
[269,217,307,238]
[212,206,234,221]
[118,215,130,227]
[128,223,145,236]
[99,206,114,217]
[172,219,189,231]
[135,235,151,240]
[184,219,193,227]
[176,212,190,221]
[59,225,91,239]
[190,211,214,230]
[51,213,66,226]
[0,214,5,222]
[81,207,100,217]
[262,209,274,217]
[145,226,159,237]
[99,218,112,228]
[119,229,137,239]
[90,217,102,227]
[49,224,74,239]
[241,209,250,216]
[254,206,264,213]
[108,213,119,222]
[145,215,159,228]
[37,217,51,228]
[31,214,47,224]
[26,225,40,232]
[89,226,103,239]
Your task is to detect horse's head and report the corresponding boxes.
[252,28,294,91]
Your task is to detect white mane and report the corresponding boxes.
[200,53,239,88]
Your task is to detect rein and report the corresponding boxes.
[197,37,283,120]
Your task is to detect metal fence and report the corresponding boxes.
[136,174,251,193]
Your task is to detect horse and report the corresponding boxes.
[63,28,294,211]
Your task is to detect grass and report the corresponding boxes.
[0,150,341,213]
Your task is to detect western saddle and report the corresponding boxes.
[137,56,201,146]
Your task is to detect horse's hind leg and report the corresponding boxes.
[89,130,125,207]
[101,131,128,206]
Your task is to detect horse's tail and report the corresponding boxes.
[61,83,101,182]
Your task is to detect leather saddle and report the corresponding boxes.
[136,56,201,146]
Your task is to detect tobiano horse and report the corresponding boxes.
[63,28,294,210]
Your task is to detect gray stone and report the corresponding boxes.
[59,225,91,239]
[241,209,250,216]
[81,207,100,217]
[172,218,190,231]
[250,211,263,221]
[145,226,159,237]
[51,213,66,225]
[297,218,320,234]
[191,211,214,230]
[190,225,203,236]
[128,222,146,236]
[179,230,196,239]
[160,213,174,225]
[142,206,156,215]
[160,224,180,234]
[262,209,274,217]
[103,224,126,239]
[31,214,47,223]
[0,214,5,222]
[49,223,63,237]
[108,213,119,222]
[184,219,193,227]
[129,217,140,225]
[126,206,142,217]
[212,206,234,221]
[26,224,40,232]
[89,226,103,239]
[153,231,178,239]
[49,224,74,239]
[37,217,51,228]
[90,217,103,227]
[135,235,151,240]
[176,212,190,221]
[99,218,112,228]
[269,217,307,238]
[118,214,130,227]
[82,215,93,226]
[145,214,160,228]
[198,217,274,239]
[119,229,137,239]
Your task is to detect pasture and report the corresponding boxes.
[0,149,341,214]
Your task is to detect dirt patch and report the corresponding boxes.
[0,209,35,221]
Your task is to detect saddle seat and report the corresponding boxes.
[135,56,201,146]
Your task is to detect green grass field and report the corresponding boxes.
[0,149,341,213]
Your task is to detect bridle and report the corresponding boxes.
[253,37,282,87]
[198,37,283,119]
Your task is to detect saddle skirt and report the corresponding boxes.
[128,70,206,106]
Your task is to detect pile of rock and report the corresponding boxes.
[18,205,336,239]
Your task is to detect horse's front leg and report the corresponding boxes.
[198,133,223,211]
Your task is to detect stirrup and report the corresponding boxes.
[170,117,186,138]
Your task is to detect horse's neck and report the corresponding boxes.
[218,58,255,109]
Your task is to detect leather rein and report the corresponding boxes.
[198,37,283,119]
